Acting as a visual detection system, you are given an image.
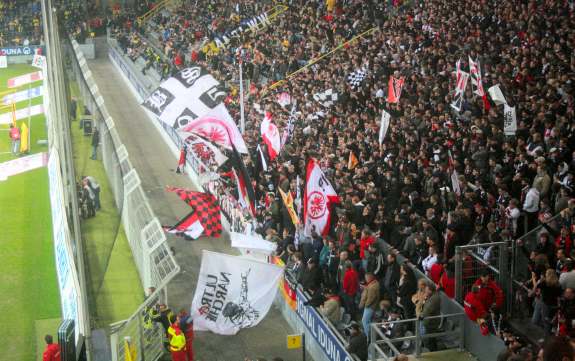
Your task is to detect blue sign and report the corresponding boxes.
[295,288,354,361]
[0,46,44,56]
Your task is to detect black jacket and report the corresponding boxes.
[347,333,368,361]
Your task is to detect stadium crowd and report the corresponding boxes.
[104,0,575,359]
[0,0,42,47]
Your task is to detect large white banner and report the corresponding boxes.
[504,104,517,136]
[191,251,283,335]
[2,85,43,104]
[142,66,248,153]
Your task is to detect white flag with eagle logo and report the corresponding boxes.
[191,251,283,335]
[304,159,339,236]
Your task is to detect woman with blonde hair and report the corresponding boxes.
[530,268,562,334]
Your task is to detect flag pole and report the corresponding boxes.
[239,52,245,134]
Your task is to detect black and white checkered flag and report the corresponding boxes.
[313,88,339,108]
[347,67,368,90]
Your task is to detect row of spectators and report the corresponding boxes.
[105,0,575,359]
[0,0,42,47]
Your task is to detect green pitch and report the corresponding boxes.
[0,64,60,360]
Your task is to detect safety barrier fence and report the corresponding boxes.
[68,37,180,361]
[369,313,465,361]
[454,242,510,313]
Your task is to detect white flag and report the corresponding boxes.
[488,84,507,106]
[260,112,281,160]
[451,169,461,196]
[450,70,469,112]
[468,57,485,97]
[304,159,339,236]
[379,110,391,145]
[503,104,517,136]
[230,232,277,256]
[256,144,268,171]
[181,134,228,167]
[191,251,283,335]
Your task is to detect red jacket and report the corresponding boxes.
[429,263,443,284]
[359,236,375,259]
[464,291,487,322]
[343,268,359,296]
[556,234,572,257]
[473,279,504,310]
[439,271,455,299]
[43,344,61,361]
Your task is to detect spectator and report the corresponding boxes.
[382,252,401,305]
[474,270,505,315]
[397,263,417,319]
[341,260,359,318]
[42,334,61,361]
[420,283,441,351]
[557,288,575,337]
[346,322,367,361]
[319,288,342,324]
[464,285,489,334]
[531,269,561,334]
[560,260,575,290]
[298,258,322,293]
[359,272,380,337]
[541,336,574,361]
[91,126,99,160]
[83,176,101,211]
[9,124,20,155]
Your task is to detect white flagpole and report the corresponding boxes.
[239,53,246,134]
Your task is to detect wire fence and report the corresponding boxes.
[68,37,180,361]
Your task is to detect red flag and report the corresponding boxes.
[164,210,205,239]
[387,76,405,103]
[166,187,222,237]
[260,112,281,160]
[304,159,339,236]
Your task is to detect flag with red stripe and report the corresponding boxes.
[166,187,222,237]
[229,145,256,217]
[164,210,205,239]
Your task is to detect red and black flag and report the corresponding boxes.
[229,144,256,217]
[164,210,205,239]
[166,187,222,238]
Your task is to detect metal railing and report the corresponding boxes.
[68,37,180,361]
[454,242,510,313]
[369,313,465,361]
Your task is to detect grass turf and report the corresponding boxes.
[69,80,143,327]
[0,64,60,361]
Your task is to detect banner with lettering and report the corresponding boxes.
[503,104,517,136]
[191,251,283,335]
